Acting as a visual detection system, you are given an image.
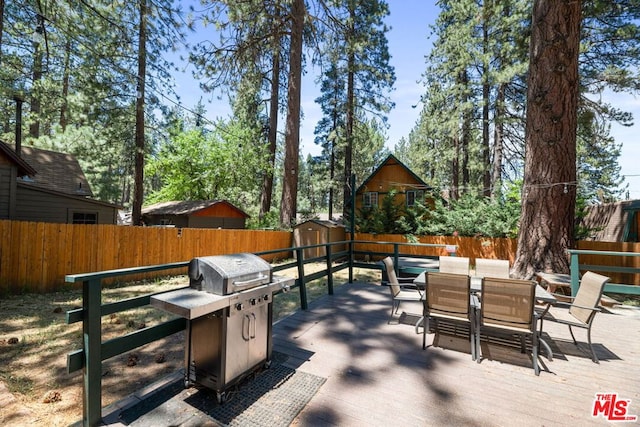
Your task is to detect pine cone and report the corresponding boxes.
[43,390,62,403]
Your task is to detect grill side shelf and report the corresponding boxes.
[151,289,231,320]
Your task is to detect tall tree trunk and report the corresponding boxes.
[512,0,581,278]
[491,83,506,200]
[481,2,491,197]
[460,70,470,195]
[1,0,7,134]
[60,37,71,131]
[132,0,147,226]
[279,0,304,228]
[329,109,337,219]
[259,41,280,219]
[29,14,45,139]
[0,0,4,64]
[343,5,356,219]
[451,134,460,201]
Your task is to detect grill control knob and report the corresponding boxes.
[263,294,269,301]
[235,303,244,311]
[250,298,257,306]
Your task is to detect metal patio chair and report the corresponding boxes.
[439,256,470,275]
[381,257,423,324]
[474,258,510,279]
[541,271,610,363]
[423,271,476,360]
[477,277,541,375]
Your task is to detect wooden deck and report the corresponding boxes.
[274,281,640,426]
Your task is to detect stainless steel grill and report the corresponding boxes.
[151,253,293,403]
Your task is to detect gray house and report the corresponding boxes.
[0,141,119,224]
[141,200,249,229]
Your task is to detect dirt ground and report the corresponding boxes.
[0,265,379,426]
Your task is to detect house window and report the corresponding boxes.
[406,190,424,207]
[72,211,98,224]
[363,192,378,207]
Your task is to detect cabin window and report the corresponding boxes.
[363,192,378,207]
[406,190,424,207]
[71,211,98,224]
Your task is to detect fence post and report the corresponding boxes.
[295,248,308,310]
[569,251,580,296]
[326,244,334,295]
[348,240,354,283]
[82,278,102,426]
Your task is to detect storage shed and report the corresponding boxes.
[293,219,346,259]
[141,200,249,229]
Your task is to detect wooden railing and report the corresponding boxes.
[60,234,640,426]
[568,249,640,296]
[64,239,453,426]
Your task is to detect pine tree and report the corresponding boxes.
[279,0,305,228]
[512,0,581,278]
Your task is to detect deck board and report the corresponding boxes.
[272,281,640,426]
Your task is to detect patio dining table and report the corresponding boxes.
[412,271,557,360]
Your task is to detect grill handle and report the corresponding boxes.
[233,275,267,288]
[250,313,256,339]
[242,315,251,341]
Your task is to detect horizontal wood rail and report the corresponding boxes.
[567,249,640,296]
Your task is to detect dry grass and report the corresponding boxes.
[0,263,380,426]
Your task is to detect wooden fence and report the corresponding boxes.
[0,220,291,294]
[353,233,518,262]
[2,220,640,294]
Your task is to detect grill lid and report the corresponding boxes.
[188,253,272,295]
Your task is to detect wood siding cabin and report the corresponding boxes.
[578,200,640,242]
[141,200,249,229]
[0,141,119,224]
[355,154,432,212]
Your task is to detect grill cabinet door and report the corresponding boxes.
[225,304,268,383]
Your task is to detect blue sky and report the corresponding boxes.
[173,2,640,198]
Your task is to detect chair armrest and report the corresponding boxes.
[568,303,602,312]
[381,280,417,287]
[397,277,416,284]
[550,292,575,301]
[553,301,601,312]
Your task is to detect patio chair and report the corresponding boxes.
[423,271,476,360]
[381,257,423,324]
[474,258,510,279]
[439,256,470,275]
[541,271,610,363]
[476,277,541,375]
